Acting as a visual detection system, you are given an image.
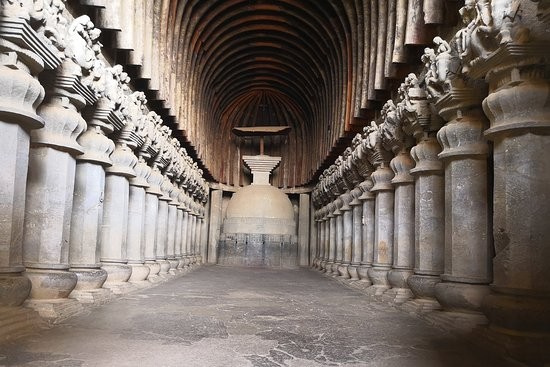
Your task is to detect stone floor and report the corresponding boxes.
[0,266,519,367]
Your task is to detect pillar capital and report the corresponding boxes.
[145,166,164,196]
[339,191,353,211]
[349,187,362,206]
[478,44,550,138]
[410,137,443,175]
[105,142,137,177]
[129,157,151,188]
[358,178,375,201]
[390,151,415,185]
[370,166,395,192]
[332,197,343,216]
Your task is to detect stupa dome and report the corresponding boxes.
[224,184,295,235]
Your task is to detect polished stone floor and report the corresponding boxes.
[0,266,517,367]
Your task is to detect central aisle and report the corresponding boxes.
[1,267,512,367]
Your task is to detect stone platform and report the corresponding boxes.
[0,266,517,366]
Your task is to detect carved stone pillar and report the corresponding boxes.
[349,188,363,280]
[144,166,163,281]
[318,210,325,270]
[166,184,179,273]
[357,179,375,286]
[182,210,190,268]
[174,190,184,270]
[200,208,208,263]
[207,189,222,265]
[309,211,319,269]
[155,177,172,276]
[126,156,151,283]
[326,204,336,275]
[190,207,197,265]
[313,212,321,269]
[189,213,197,265]
[407,136,444,311]
[476,42,550,358]
[197,211,205,264]
[101,141,136,292]
[23,59,91,317]
[319,208,329,272]
[195,209,202,264]
[187,207,196,265]
[0,10,56,306]
[433,87,491,313]
[338,193,352,279]
[189,211,198,266]
[69,99,116,303]
[386,151,415,303]
[189,205,197,265]
[367,166,395,294]
[316,209,324,271]
[321,209,329,271]
[333,198,344,277]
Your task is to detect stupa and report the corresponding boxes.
[218,127,297,267]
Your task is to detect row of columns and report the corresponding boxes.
[312,2,549,364]
[0,3,208,319]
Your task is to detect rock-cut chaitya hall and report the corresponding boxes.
[0,0,549,366]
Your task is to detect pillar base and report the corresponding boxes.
[101,263,132,284]
[24,269,78,300]
[176,257,184,270]
[435,281,490,313]
[312,258,319,269]
[338,264,350,279]
[382,287,414,304]
[388,268,413,289]
[330,262,340,277]
[401,298,442,314]
[70,268,108,291]
[0,273,32,307]
[357,264,372,286]
[23,298,83,323]
[128,263,150,282]
[101,263,134,294]
[69,288,112,305]
[324,261,334,275]
[348,264,360,280]
[408,274,441,299]
[156,260,170,275]
[145,261,161,277]
[368,266,391,294]
[167,258,179,273]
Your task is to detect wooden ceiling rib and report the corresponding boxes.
[161,0,350,187]
[142,0,442,187]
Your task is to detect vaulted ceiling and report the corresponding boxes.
[87,0,455,187]
[163,0,360,188]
